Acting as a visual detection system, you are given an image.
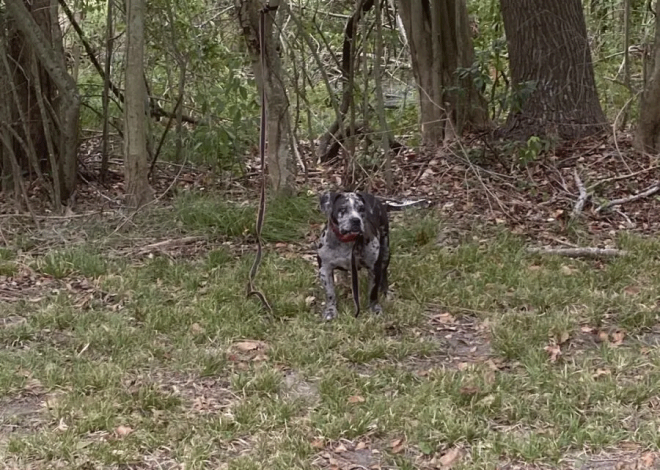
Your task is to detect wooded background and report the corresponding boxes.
[0,0,658,209]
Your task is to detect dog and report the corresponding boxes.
[317,191,390,320]
[316,191,429,320]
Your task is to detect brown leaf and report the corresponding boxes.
[347,395,365,404]
[597,330,609,343]
[334,443,347,453]
[311,438,325,449]
[611,330,625,346]
[459,385,480,396]
[431,312,455,324]
[639,452,655,467]
[439,446,462,467]
[561,265,576,276]
[390,438,406,454]
[115,425,133,437]
[234,340,265,352]
[355,441,367,450]
[593,368,611,379]
[190,323,205,335]
[623,285,641,295]
[544,344,561,362]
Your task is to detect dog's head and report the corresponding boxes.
[319,192,366,240]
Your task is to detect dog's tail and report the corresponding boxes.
[379,197,432,212]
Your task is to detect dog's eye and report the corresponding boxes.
[358,206,365,212]
[338,209,345,216]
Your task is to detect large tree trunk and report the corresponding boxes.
[3,0,80,206]
[500,0,607,140]
[396,0,487,145]
[237,0,296,195]
[124,0,153,208]
[635,0,660,153]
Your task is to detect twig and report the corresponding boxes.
[527,247,628,258]
[134,236,206,255]
[586,165,659,192]
[570,169,588,221]
[614,209,634,227]
[595,183,660,213]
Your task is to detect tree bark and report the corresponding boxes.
[500,0,607,140]
[396,0,487,145]
[635,0,660,153]
[237,0,296,195]
[4,0,80,204]
[124,0,153,208]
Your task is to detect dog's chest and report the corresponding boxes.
[318,229,381,271]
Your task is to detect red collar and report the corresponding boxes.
[329,220,360,243]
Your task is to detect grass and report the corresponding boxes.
[1,191,660,469]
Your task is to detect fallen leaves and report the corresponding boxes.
[438,446,463,467]
[229,340,270,365]
[390,438,406,454]
[347,395,365,404]
[233,340,265,352]
[594,328,626,347]
[545,343,562,362]
[115,425,134,438]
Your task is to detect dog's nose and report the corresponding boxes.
[350,217,362,229]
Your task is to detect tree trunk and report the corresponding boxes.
[500,0,607,140]
[635,0,660,153]
[396,0,487,145]
[237,0,296,195]
[124,0,153,208]
[3,0,80,205]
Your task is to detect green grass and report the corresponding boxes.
[2,192,660,469]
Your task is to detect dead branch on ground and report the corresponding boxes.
[570,169,588,221]
[527,247,628,259]
[595,183,660,213]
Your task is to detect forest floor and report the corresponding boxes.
[1,132,660,469]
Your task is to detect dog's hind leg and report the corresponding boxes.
[379,233,390,297]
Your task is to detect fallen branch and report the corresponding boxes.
[135,236,206,255]
[527,247,628,259]
[595,183,660,213]
[570,169,588,221]
[586,165,659,192]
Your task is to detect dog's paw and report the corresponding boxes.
[369,303,383,315]
[322,306,338,321]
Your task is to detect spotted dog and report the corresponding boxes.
[316,191,391,321]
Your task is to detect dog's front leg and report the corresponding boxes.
[319,265,338,320]
[368,267,383,314]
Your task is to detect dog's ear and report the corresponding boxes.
[319,192,336,215]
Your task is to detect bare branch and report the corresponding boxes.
[527,247,628,258]
[596,183,660,212]
[570,169,588,221]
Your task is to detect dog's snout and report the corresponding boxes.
[350,217,362,229]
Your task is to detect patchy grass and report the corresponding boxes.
[2,193,660,469]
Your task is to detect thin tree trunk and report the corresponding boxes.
[635,0,660,153]
[124,0,153,208]
[237,0,296,195]
[101,0,114,182]
[374,0,393,188]
[500,0,607,140]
